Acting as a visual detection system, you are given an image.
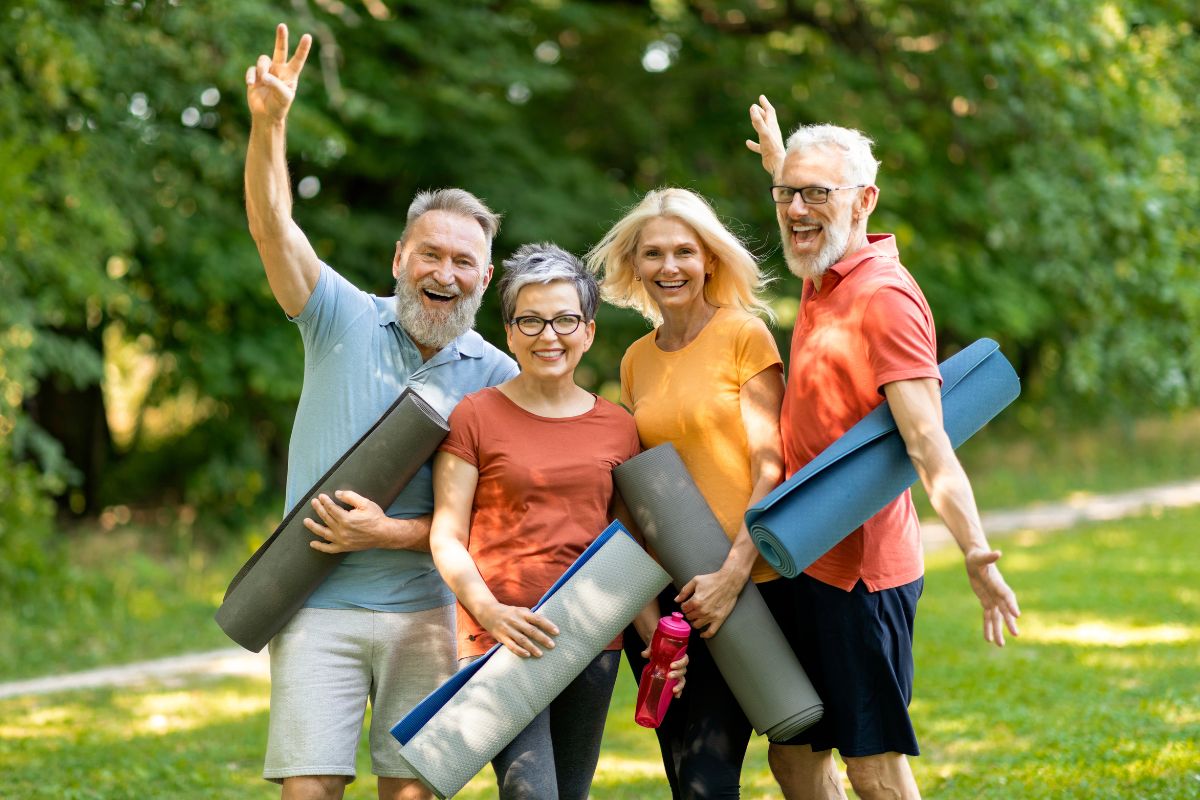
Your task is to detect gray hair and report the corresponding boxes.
[499,243,599,323]
[784,124,881,186]
[401,187,502,263]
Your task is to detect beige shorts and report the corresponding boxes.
[263,605,456,783]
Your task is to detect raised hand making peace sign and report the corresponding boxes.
[245,23,312,122]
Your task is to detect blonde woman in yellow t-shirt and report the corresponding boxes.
[586,188,787,798]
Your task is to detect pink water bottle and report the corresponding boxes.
[634,612,691,728]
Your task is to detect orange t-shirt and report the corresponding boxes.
[621,307,784,584]
[781,234,941,592]
[439,387,642,657]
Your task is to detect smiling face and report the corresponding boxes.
[776,148,876,281]
[633,216,712,318]
[392,210,493,351]
[504,280,595,382]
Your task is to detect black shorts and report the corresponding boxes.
[759,573,923,757]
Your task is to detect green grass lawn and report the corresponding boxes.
[5,507,1198,799]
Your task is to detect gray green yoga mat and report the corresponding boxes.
[390,522,671,799]
[746,338,1020,578]
[614,446,823,742]
[214,388,449,653]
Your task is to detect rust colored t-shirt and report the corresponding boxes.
[781,234,941,592]
[440,386,642,657]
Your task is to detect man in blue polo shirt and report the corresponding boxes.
[243,25,517,800]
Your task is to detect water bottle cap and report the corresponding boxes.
[658,611,691,639]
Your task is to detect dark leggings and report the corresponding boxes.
[489,649,620,800]
[623,589,753,799]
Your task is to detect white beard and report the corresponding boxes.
[781,214,851,282]
[394,271,485,352]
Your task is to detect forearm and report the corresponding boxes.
[375,514,432,552]
[911,431,989,555]
[633,599,661,646]
[245,118,293,240]
[429,529,498,620]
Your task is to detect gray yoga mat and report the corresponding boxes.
[214,388,449,653]
[390,522,671,799]
[614,445,823,742]
[745,338,1020,578]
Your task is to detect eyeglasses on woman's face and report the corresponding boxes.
[509,314,585,337]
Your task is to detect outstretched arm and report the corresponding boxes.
[245,23,321,317]
[885,378,1021,647]
[746,94,786,179]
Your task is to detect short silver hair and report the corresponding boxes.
[499,243,598,323]
[784,124,881,186]
[401,187,502,263]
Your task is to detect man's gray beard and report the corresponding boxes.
[394,274,485,352]
[781,216,851,282]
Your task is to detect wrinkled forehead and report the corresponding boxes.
[403,210,489,263]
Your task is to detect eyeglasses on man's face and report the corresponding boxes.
[770,184,866,204]
[510,314,585,337]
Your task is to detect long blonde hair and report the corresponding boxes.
[585,188,774,326]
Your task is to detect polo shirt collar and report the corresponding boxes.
[827,233,898,280]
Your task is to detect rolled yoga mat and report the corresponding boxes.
[614,447,823,742]
[389,521,671,799]
[214,388,449,653]
[745,337,1020,578]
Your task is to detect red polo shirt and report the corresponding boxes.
[781,234,940,592]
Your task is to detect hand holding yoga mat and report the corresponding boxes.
[745,338,1020,578]
[614,447,823,742]
[390,522,671,799]
[214,388,449,652]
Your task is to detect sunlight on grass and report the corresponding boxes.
[1026,620,1197,647]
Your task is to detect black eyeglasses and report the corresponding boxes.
[510,314,584,336]
[770,184,866,204]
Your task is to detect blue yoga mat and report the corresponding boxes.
[390,521,670,798]
[745,338,1019,578]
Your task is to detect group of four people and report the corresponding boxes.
[244,24,1020,800]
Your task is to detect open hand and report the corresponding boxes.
[245,23,312,122]
[746,94,785,177]
[965,547,1021,647]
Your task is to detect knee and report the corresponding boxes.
[843,754,918,800]
[677,755,741,799]
[280,774,346,800]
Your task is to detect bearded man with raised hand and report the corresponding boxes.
[746,97,1021,800]
[243,23,517,800]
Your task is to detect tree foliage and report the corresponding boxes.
[1,0,1197,538]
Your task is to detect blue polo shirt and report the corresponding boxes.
[287,263,518,612]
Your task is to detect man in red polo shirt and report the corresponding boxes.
[746,97,1021,800]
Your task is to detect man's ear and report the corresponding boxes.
[392,241,405,279]
[480,262,495,290]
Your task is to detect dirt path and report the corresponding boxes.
[5,477,1199,701]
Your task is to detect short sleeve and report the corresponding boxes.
[439,392,483,467]
[734,315,784,386]
[861,286,940,392]
[291,262,373,366]
[619,351,634,410]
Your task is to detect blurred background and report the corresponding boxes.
[1,1,1198,797]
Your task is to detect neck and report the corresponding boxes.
[503,372,590,416]
[415,341,441,362]
[656,301,718,352]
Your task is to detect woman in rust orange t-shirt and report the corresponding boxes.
[429,243,678,800]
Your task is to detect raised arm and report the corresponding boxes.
[244,23,321,317]
[884,377,1021,647]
